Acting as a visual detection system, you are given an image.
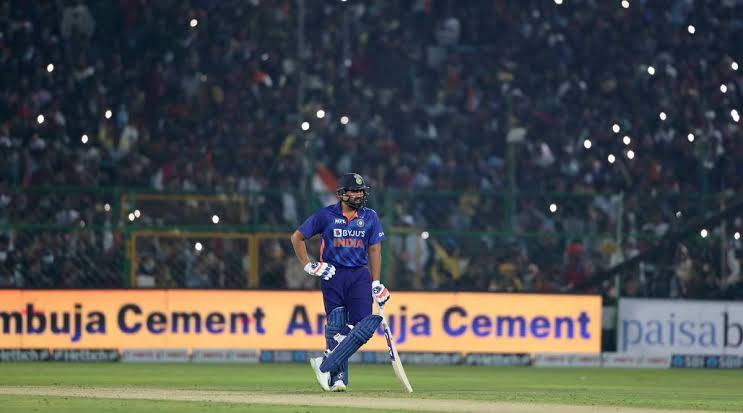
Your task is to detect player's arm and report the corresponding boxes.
[290,230,311,267]
[290,230,335,280]
[369,242,390,305]
[368,242,382,282]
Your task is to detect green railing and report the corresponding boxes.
[0,186,735,295]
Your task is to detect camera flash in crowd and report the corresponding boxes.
[549,203,558,213]
[134,209,141,218]
[608,154,616,164]
[190,19,198,28]
[647,66,656,75]
[687,133,694,142]
[735,232,741,240]
[612,123,620,133]
[340,115,349,125]
[37,114,44,124]
[128,213,135,221]
[720,84,728,93]
[105,110,112,119]
[659,111,667,121]
[583,139,592,149]
[301,121,310,131]
[732,109,740,123]
[687,25,695,34]
[47,63,54,73]
[195,242,203,251]
[104,203,111,212]
[700,229,708,238]
[627,150,635,159]
[81,134,88,144]
[554,0,563,5]
[212,215,219,224]
[733,61,739,71]
[420,231,430,240]
[676,211,682,219]
[621,0,629,8]
[623,136,631,145]
[316,109,325,119]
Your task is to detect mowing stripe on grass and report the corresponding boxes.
[0,386,727,413]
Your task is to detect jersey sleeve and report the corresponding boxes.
[298,212,324,239]
[367,212,386,245]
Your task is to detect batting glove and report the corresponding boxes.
[304,262,335,280]
[372,280,390,306]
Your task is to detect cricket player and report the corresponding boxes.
[290,172,391,392]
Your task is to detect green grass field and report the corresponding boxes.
[0,363,741,412]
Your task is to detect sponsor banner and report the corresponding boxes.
[671,354,743,369]
[51,349,120,362]
[600,352,670,368]
[464,353,532,366]
[534,353,601,367]
[191,348,259,363]
[0,349,52,362]
[618,298,743,356]
[259,350,324,363]
[0,290,601,353]
[121,349,189,363]
[400,352,463,365]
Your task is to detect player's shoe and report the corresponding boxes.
[310,357,331,391]
[330,380,346,392]
[329,371,346,392]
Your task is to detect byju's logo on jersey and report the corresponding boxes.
[332,228,365,248]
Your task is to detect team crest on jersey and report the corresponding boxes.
[357,219,364,227]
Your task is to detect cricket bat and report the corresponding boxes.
[376,303,413,393]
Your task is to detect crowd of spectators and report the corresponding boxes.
[1,0,742,298]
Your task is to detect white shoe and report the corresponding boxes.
[310,357,330,391]
[330,380,346,392]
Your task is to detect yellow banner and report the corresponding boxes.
[0,290,601,353]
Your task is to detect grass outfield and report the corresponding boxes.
[0,363,742,412]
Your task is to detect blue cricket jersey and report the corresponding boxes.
[298,202,386,268]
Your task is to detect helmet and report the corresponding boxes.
[336,173,370,209]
